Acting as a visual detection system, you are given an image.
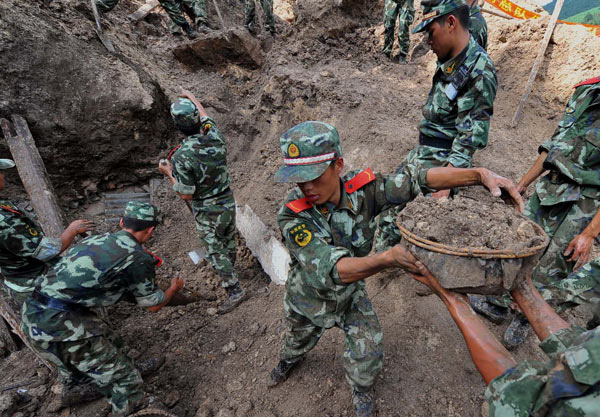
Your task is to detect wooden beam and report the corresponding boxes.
[481,7,512,20]
[128,0,160,22]
[0,115,65,237]
[511,0,565,128]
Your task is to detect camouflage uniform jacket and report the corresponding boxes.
[21,230,165,342]
[278,166,428,328]
[0,199,62,293]
[469,3,488,50]
[534,81,600,206]
[486,325,600,416]
[419,36,497,168]
[171,116,232,201]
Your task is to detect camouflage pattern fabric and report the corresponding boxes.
[124,201,161,222]
[281,288,384,391]
[20,228,164,416]
[541,257,600,308]
[29,333,143,416]
[469,3,488,50]
[413,0,468,33]
[171,117,238,288]
[94,0,120,13]
[382,0,415,58]
[0,199,61,295]
[486,325,600,416]
[375,36,497,251]
[244,0,275,34]
[160,0,208,27]
[277,164,428,391]
[171,98,201,129]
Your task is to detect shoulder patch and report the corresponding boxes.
[574,76,600,89]
[345,168,375,194]
[0,203,23,216]
[285,197,313,214]
[167,144,182,160]
[289,224,312,247]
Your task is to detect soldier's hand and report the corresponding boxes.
[158,159,172,176]
[479,168,524,213]
[515,182,528,197]
[410,261,446,296]
[564,232,595,271]
[67,220,94,235]
[179,88,196,101]
[390,245,420,273]
[169,276,185,292]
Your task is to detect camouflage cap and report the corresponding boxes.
[123,201,161,223]
[0,159,15,170]
[274,121,342,183]
[170,98,200,130]
[413,0,467,33]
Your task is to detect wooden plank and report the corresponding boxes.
[0,115,65,237]
[481,7,512,19]
[128,0,160,22]
[511,0,565,128]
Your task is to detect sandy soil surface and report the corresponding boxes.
[1,0,599,416]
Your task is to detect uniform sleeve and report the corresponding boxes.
[278,210,351,288]
[124,255,166,307]
[539,326,588,358]
[375,164,429,214]
[0,215,61,262]
[448,61,497,168]
[172,154,201,195]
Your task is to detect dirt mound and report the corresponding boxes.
[398,188,546,251]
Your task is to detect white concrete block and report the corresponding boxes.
[236,204,290,285]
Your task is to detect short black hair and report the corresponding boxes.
[122,217,158,231]
[435,5,470,30]
[177,124,201,136]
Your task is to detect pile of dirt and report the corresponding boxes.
[398,189,546,251]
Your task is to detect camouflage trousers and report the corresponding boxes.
[162,0,208,32]
[94,0,120,13]
[1,283,31,314]
[375,145,450,252]
[382,0,415,57]
[244,0,275,34]
[280,288,384,391]
[191,192,238,289]
[27,332,143,416]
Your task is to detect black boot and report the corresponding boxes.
[469,295,509,324]
[352,389,374,417]
[267,359,301,388]
[218,282,247,315]
[136,356,165,377]
[181,22,198,39]
[503,313,531,350]
[61,383,103,407]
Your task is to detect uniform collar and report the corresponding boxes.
[437,36,476,78]
[316,179,356,217]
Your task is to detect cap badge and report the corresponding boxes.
[288,143,300,158]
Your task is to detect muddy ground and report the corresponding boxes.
[1,0,599,416]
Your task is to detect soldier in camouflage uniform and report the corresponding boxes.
[268,120,522,417]
[382,0,415,63]
[244,0,275,35]
[375,0,497,252]
[472,76,600,348]
[0,158,92,311]
[159,90,246,315]
[409,260,600,417]
[94,0,206,39]
[21,202,184,416]
[467,0,487,50]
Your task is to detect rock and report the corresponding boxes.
[207,307,218,316]
[164,390,180,408]
[173,28,264,70]
[222,341,236,354]
[195,398,213,417]
[215,408,235,417]
[0,393,18,416]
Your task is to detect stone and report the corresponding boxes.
[215,408,235,417]
[164,390,180,408]
[173,28,264,70]
[222,341,236,354]
[0,393,17,416]
[207,307,218,316]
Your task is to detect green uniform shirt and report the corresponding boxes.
[21,230,165,342]
[469,4,488,50]
[0,200,62,293]
[171,116,232,200]
[486,325,600,416]
[278,165,429,328]
[535,82,600,206]
[419,36,497,168]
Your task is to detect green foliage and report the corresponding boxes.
[543,0,600,21]
[568,6,600,25]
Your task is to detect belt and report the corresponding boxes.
[32,290,90,313]
[418,133,452,150]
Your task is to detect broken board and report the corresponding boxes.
[128,0,160,22]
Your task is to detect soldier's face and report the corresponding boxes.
[426,20,452,61]
[298,158,344,206]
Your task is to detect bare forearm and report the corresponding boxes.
[441,294,517,384]
[186,95,208,118]
[425,167,482,190]
[337,251,396,284]
[59,229,79,253]
[582,208,600,238]
[510,279,570,342]
[518,152,548,188]
[147,287,179,312]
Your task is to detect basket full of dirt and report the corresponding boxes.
[397,188,549,294]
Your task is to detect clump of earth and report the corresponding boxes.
[398,188,547,251]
